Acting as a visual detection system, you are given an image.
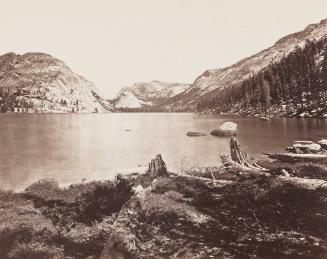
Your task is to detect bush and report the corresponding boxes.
[0,225,62,259]
[76,176,134,224]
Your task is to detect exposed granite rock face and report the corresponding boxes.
[0,52,111,113]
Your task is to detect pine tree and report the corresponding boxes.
[261,80,271,112]
[320,45,327,102]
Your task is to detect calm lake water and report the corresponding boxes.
[1,113,327,190]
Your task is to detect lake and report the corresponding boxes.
[1,113,327,190]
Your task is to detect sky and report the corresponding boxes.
[0,0,327,98]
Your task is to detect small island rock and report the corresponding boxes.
[186,132,207,137]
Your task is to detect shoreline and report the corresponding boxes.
[2,106,327,119]
[197,104,327,119]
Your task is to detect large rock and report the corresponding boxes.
[318,139,327,150]
[210,122,238,137]
[293,142,321,153]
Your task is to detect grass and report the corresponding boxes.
[0,190,61,259]
[0,175,134,259]
[103,173,327,258]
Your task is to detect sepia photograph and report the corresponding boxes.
[0,0,327,258]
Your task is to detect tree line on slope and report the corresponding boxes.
[197,38,327,115]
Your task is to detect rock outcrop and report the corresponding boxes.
[293,142,321,153]
[285,140,325,154]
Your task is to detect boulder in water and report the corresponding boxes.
[210,122,238,137]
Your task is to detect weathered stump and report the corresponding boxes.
[229,137,266,171]
[147,154,168,177]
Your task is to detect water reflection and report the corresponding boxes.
[0,113,326,190]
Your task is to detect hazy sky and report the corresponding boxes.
[1,0,327,97]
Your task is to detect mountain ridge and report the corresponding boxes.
[157,18,327,112]
[111,19,327,112]
[111,80,191,110]
[195,18,327,117]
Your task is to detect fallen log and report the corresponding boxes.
[279,176,327,190]
[267,153,327,163]
[294,140,314,144]
[224,137,327,191]
[174,172,234,187]
[220,155,269,176]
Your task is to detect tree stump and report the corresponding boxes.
[229,137,266,171]
[147,154,168,177]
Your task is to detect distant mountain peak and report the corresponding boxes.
[112,80,192,110]
[112,91,148,109]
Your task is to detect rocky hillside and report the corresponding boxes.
[0,52,111,113]
[121,80,191,103]
[112,80,191,111]
[111,19,327,114]
[193,19,327,115]
[152,19,325,113]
